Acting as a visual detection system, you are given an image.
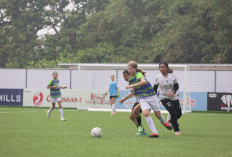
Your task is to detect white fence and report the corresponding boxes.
[0,68,231,93]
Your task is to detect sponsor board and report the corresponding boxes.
[23,89,207,111]
[23,89,110,108]
[116,91,207,111]
[0,89,23,106]
[208,92,232,111]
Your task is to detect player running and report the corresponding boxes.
[126,61,172,138]
[119,70,147,135]
[106,75,119,115]
[47,71,67,121]
[154,61,182,135]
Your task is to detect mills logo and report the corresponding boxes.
[33,92,43,106]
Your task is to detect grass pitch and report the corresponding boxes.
[0,107,231,157]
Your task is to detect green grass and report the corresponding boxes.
[0,107,232,157]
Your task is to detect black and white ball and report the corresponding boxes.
[91,127,102,137]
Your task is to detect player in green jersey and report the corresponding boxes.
[47,71,67,121]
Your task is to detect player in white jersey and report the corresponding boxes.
[154,62,182,135]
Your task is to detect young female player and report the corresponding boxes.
[154,62,182,135]
[119,70,147,135]
[126,61,172,138]
[106,75,119,115]
[47,71,67,121]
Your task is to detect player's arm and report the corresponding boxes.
[60,86,67,89]
[119,92,135,103]
[153,84,159,93]
[105,88,110,95]
[126,77,146,89]
[47,80,56,89]
[168,75,179,97]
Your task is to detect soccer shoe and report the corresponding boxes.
[148,133,159,138]
[136,131,147,135]
[47,110,50,119]
[163,122,172,130]
[174,132,182,135]
[137,125,144,133]
[111,112,117,115]
[61,118,66,121]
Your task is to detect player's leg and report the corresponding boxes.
[161,99,181,135]
[47,98,56,119]
[140,100,159,138]
[173,100,182,120]
[150,95,172,130]
[111,97,116,114]
[57,98,65,121]
[133,104,147,135]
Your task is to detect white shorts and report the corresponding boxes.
[138,95,160,112]
[50,97,62,103]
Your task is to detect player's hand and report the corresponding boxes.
[63,86,67,89]
[119,99,125,103]
[126,85,132,89]
[168,91,175,97]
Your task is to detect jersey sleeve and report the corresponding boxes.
[48,80,53,86]
[173,74,178,83]
[154,76,159,85]
[136,72,144,80]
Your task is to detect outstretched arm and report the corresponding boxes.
[119,92,135,103]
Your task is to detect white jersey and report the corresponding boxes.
[154,73,178,101]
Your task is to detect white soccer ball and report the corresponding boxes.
[91,127,102,137]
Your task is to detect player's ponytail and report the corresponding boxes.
[159,61,173,73]
[128,61,146,76]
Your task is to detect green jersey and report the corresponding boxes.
[129,72,155,98]
[48,79,61,98]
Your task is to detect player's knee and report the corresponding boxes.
[154,111,161,118]
[143,110,150,117]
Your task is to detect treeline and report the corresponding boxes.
[0,0,231,68]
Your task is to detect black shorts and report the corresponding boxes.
[132,102,142,113]
[109,96,117,99]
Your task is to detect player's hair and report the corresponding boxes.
[159,61,173,73]
[128,61,146,76]
[52,71,58,75]
[122,70,130,75]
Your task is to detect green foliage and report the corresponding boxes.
[0,0,231,68]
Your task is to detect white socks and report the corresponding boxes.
[59,108,64,119]
[158,114,165,124]
[112,104,116,113]
[48,108,53,117]
[145,116,158,134]
[167,114,171,121]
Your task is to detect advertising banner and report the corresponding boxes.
[116,91,207,111]
[23,89,111,108]
[23,89,207,111]
[0,89,23,106]
[208,92,232,111]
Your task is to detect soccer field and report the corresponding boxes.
[0,107,231,157]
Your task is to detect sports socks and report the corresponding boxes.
[48,108,53,115]
[145,116,158,134]
[112,104,115,113]
[136,116,142,126]
[158,114,165,124]
[59,108,64,119]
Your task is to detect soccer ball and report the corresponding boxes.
[91,127,102,137]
